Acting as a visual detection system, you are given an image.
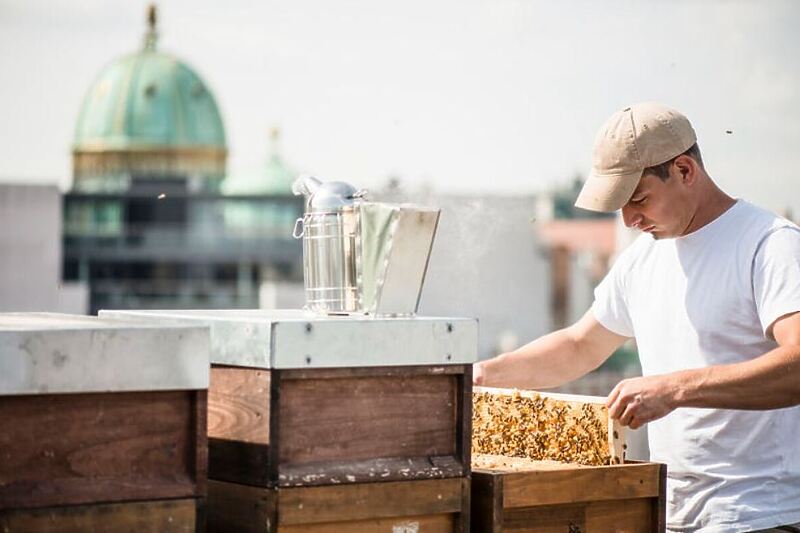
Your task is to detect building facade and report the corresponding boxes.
[62,6,302,313]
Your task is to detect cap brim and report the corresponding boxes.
[574,170,642,213]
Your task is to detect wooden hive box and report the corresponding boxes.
[0,313,210,533]
[471,387,666,533]
[471,456,666,532]
[102,309,478,532]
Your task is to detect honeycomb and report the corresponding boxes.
[472,389,612,466]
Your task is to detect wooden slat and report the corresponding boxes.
[503,503,585,532]
[457,366,473,477]
[655,462,667,532]
[0,498,198,533]
[475,387,607,405]
[269,369,283,487]
[278,478,466,525]
[585,498,653,531]
[194,390,209,497]
[279,513,455,533]
[0,390,203,510]
[278,373,457,464]
[471,471,504,533]
[208,366,270,444]
[502,463,661,508]
[207,479,275,533]
[458,467,471,533]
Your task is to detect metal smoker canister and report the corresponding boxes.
[292,176,366,314]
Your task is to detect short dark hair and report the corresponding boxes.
[643,143,704,181]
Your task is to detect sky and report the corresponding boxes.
[1,0,798,213]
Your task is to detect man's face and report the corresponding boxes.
[621,161,696,239]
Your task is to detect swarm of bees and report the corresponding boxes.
[472,390,611,466]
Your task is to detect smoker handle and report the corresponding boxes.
[292,217,305,239]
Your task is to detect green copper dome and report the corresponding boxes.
[72,6,226,192]
[74,52,225,149]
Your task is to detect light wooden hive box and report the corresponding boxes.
[103,309,478,533]
[0,313,210,532]
[471,387,667,532]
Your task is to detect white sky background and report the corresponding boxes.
[1,0,798,213]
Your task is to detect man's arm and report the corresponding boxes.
[607,311,800,429]
[474,310,628,389]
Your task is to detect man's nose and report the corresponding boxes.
[622,205,642,228]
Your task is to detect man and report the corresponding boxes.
[474,103,800,532]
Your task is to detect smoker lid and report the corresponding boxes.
[309,181,361,212]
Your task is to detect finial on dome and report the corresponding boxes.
[143,4,158,51]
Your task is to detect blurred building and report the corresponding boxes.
[534,177,616,330]
[62,6,303,313]
[0,184,87,313]
[538,218,616,328]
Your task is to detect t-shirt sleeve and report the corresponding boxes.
[592,251,635,338]
[753,226,800,337]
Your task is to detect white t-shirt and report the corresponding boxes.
[593,200,800,532]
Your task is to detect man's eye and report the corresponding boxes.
[632,197,646,205]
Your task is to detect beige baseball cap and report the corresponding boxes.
[575,102,697,212]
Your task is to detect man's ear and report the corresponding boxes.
[673,155,696,185]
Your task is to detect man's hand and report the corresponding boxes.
[473,361,486,386]
[606,374,678,430]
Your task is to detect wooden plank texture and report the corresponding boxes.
[472,460,665,532]
[208,365,469,488]
[278,477,466,525]
[278,373,457,464]
[208,480,275,533]
[503,503,585,533]
[0,390,205,510]
[0,498,199,533]
[208,366,270,444]
[193,390,209,497]
[585,498,653,531]
[208,478,468,533]
[501,462,661,508]
[270,369,465,487]
[471,471,503,533]
[279,514,454,533]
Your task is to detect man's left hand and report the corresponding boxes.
[606,374,678,429]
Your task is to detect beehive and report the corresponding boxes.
[472,387,625,466]
[471,388,665,532]
[103,309,478,532]
[0,313,209,532]
[471,455,666,532]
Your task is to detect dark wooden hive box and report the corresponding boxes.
[471,456,666,533]
[0,313,210,533]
